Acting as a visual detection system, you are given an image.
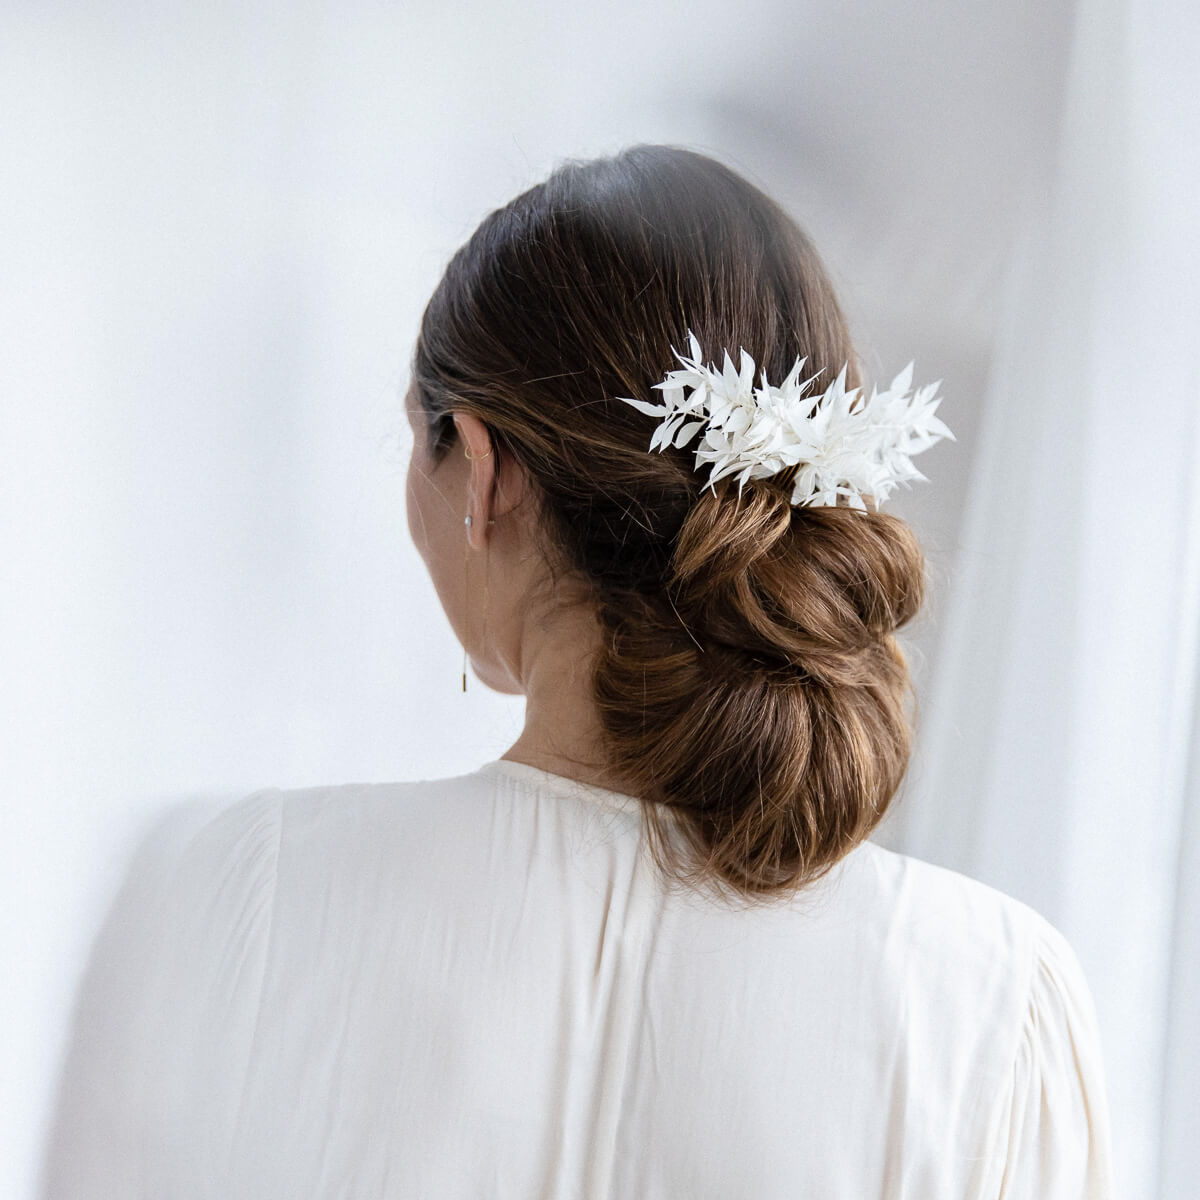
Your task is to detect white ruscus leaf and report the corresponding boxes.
[617,329,954,509]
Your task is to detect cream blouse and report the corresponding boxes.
[42,759,1117,1198]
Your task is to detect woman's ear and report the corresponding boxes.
[453,411,493,464]
[453,411,531,550]
[452,412,493,550]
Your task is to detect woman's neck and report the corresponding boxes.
[499,604,638,796]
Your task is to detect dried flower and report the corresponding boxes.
[618,330,955,511]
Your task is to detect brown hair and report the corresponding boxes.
[411,145,926,903]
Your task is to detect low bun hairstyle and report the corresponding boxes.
[412,145,927,902]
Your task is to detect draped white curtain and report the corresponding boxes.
[892,0,1200,1194]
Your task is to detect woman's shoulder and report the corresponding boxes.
[852,838,1054,958]
[59,770,504,1050]
[849,844,1116,1195]
[842,839,1077,1034]
[186,766,506,856]
[174,762,600,904]
[200,761,643,869]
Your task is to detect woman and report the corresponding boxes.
[42,145,1116,1197]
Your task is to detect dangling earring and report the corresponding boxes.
[462,513,472,692]
[460,508,494,696]
[461,441,495,694]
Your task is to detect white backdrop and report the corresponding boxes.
[2,2,1192,1197]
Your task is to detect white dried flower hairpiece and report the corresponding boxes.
[618,330,955,511]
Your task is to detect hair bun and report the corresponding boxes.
[668,484,925,688]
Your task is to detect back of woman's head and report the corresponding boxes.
[412,144,927,904]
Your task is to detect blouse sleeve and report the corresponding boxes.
[39,790,282,1200]
[996,916,1118,1200]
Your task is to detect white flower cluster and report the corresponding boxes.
[618,330,955,511]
